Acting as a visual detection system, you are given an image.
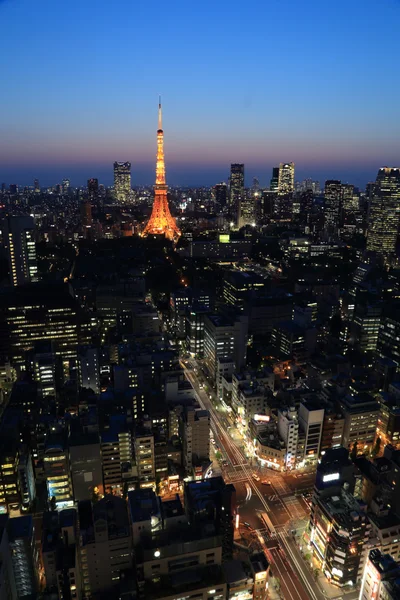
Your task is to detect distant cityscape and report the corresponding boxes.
[0,101,400,600]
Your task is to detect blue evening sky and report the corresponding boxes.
[0,0,399,188]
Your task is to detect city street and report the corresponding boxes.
[183,359,362,600]
[182,360,324,600]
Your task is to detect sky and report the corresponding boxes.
[0,0,399,189]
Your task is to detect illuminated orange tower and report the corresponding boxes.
[143,98,181,241]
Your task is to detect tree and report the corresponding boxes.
[122,481,129,499]
[91,487,100,503]
[350,441,358,461]
[215,451,222,461]
[371,436,382,458]
[271,576,281,591]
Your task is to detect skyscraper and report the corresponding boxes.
[143,98,180,241]
[214,182,228,209]
[61,178,70,194]
[87,178,99,199]
[278,162,295,194]
[229,163,245,220]
[2,216,38,286]
[33,179,40,193]
[238,190,256,228]
[367,167,400,262]
[270,167,279,192]
[324,180,343,234]
[113,161,131,204]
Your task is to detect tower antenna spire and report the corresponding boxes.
[158,95,162,130]
[142,98,180,241]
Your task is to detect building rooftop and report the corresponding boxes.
[249,551,269,574]
[79,495,130,546]
[161,495,184,521]
[207,314,233,328]
[223,559,251,585]
[319,490,367,531]
[275,320,305,335]
[142,564,225,600]
[128,489,160,524]
[7,515,33,541]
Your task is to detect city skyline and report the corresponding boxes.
[1,0,400,187]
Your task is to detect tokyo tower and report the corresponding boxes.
[142,98,181,241]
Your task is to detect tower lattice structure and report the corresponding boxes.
[143,99,181,241]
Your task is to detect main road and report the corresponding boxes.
[182,360,322,600]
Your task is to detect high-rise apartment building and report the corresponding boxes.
[181,406,210,472]
[101,416,133,495]
[78,496,133,597]
[230,163,245,219]
[2,216,38,286]
[113,161,131,204]
[278,162,295,194]
[278,406,299,470]
[367,167,400,263]
[298,400,324,466]
[134,428,155,488]
[203,313,248,381]
[43,437,73,505]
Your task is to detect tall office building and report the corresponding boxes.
[2,216,38,286]
[270,167,279,192]
[0,283,92,365]
[238,190,256,228]
[62,178,70,194]
[7,516,38,599]
[87,178,98,199]
[324,180,343,234]
[278,162,295,194]
[230,163,245,219]
[113,161,131,204]
[367,167,400,263]
[214,182,228,209]
[33,179,40,193]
